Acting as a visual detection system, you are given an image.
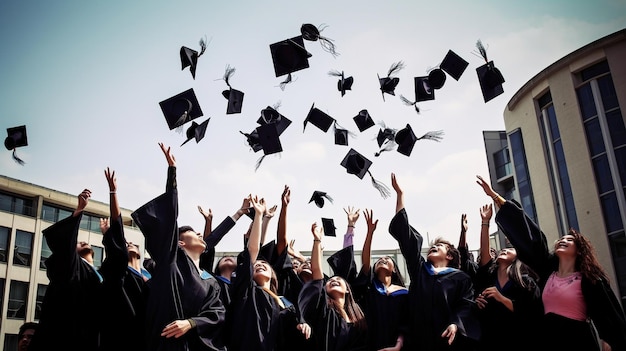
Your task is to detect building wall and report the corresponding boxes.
[499,28,626,301]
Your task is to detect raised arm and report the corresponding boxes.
[391,173,404,213]
[73,188,91,218]
[159,142,177,192]
[361,208,378,273]
[197,205,213,241]
[478,204,493,267]
[343,206,359,248]
[276,185,290,255]
[458,213,468,249]
[476,175,505,208]
[247,195,266,263]
[261,203,277,247]
[310,222,324,280]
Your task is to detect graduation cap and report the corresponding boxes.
[240,129,263,153]
[310,191,333,208]
[353,109,375,132]
[328,70,353,97]
[395,124,417,156]
[303,103,335,133]
[321,218,337,237]
[428,68,446,90]
[5,125,27,165]
[252,123,284,171]
[220,65,244,114]
[301,23,339,57]
[378,61,405,101]
[159,88,204,131]
[475,40,505,103]
[269,35,312,78]
[181,118,210,147]
[375,125,398,156]
[440,50,469,81]
[332,121,356,146]
[180,36,208,79]
[257,105,292,136]
[340,148,391,198]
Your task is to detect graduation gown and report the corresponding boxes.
[495,200,626,351]
[99,215,149,351]
[298,279,368,351]
[28,212,103,351]
[131,166,226,351]
[473,262,543,351]
[389,209,481,351]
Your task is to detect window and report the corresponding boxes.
[493,147,512,180]
[4,334,18,351]
[40,238,52,270]
[0,191,35,217]
[41,204,72,223]
[0,226,9,263]
[80,213,102,232]
[13,230,33,267]
[93,245,104,269]
[508,129,538,223]
[35,284,47,320]
[8,280,29,318]
[538,91,579,233]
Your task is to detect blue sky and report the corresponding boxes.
[1,0,625,253]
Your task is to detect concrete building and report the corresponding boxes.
[483,28,626,308]
[0,174,418,348]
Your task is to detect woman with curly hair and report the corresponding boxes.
[477,175,626,351]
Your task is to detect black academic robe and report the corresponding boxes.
[473,263,543,351]
[227,249,284,351]
[298,279,368,351]
[131,166,226,351]
[28,212,103,351]
[99,215,149,351]
[389,209,481,351]
[495,200,626,351]
[352,269,410,351]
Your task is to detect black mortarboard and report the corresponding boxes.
[475,40,505,103]
[269,35,312,77]
[5,125,27,165]
[440,50,469,81]
[428,68,446,90]
[378,61,405,101]
[159,88,204,130]
[240,129,263,153]
[257,106,292,136]
[395,124,417,156]
[180,37,207,79]
[329,70,353,97]
[220,65,244,114]
[340,148,391,198]
[321,218,337,237]
[477,62,505,103]
[301,23,339,57]
[353,109,375,132]
[257,123,283,155]
[303,104,334,133]
[376,127,396,147]
[181,118,210,146]
[334,128,349,146]
[309,191,333,208]
[414,76,435,102]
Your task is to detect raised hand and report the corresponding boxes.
[264,204,278,219]
[281,185,290,206]
[344,206,360,227]
[311,222,323,241]
[480,204,493,222]
[198,205,213,221]
[363,208,378,233]
[159,142,176,167]
[476,175,495,198]
[461,213,468,233]
[391,172,402,194]
[99,217,110,234]
[104,167,116,193]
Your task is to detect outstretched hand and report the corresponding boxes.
[461,213,468,233]
[344,206,360,226]
[311,222,323,241]
[159,142,176,167]
[281,185,290,206]
[391,173,402,194]
[198,206,213,221]
[480,204,493,222]
[104,167,116,193]
[363,208,378,233]
[476,175,495,198]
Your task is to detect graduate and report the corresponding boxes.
[298,221,368,351]
[388,173,481,351]
[131,143,226,351]
[99,167,150,351]
[28,188,103,351]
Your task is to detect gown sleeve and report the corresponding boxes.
[388,208,424,279]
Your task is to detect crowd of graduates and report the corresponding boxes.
[22,143,626,351]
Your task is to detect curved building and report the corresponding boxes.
[484,28,626,307]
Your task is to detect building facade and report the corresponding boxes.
[483,28,626,307]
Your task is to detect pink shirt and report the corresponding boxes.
[343,226,354,248]
[542,272,587,321]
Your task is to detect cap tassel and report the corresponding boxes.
[399,95,420,114]
[223,65,236,89]
[374,140,396,157]
[367,171,391,199]
[12,150,25,165]
[333,121,357,139]
[474,39,488,63]
[254,155,266,171]
[278,73,294,91]
[302,24,339,57]
[417,130,445,142]
[387,61,405,77]
[198,36,209,58]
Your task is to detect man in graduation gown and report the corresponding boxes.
[131,143,226,351]
[388,173,481,351]
[28,189,103,351]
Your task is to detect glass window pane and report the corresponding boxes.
[615,147,626,188]
[4,334,17,351]
[8,280,29,319]
[598,75,618,110]
[0,193,12,212]
[592,156,614,194]
[41,204,57,222]
[584,118,606,156]
[606,110,626,148]
[0,226,8,263]
[58,208,72,221]
[13,230,33,267]
[92,246,103,269]
[40,238,52,270]
[546,105,560,140]
[600,192,624,233]
[577,84,597,120]
[35,284,47,320]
